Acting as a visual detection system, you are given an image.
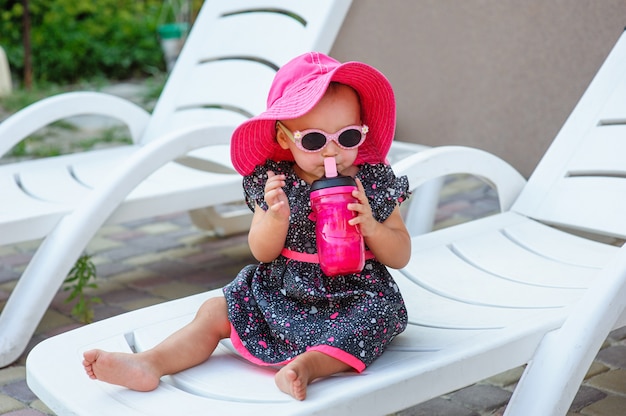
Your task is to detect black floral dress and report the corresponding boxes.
[223,160,409,372]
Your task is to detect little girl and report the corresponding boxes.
[83,52,411,401]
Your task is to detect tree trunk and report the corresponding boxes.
[22,0,32,89]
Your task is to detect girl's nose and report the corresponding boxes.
[321,140,340,157]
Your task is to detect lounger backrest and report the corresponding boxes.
[512,30,626,240]
[142,0,352,143]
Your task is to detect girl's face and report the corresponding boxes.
[276,84,362,183]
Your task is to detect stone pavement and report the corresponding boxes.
[0,174,625,415]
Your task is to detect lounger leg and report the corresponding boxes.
[505,246,626,416]
[0,222,90,367]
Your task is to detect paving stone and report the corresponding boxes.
[570,386,608,412]
[183,247,238,265]
[607,326,626,341]
[119,297,165,311]
[483,366,524,387]
[435,199,473,223]
[396,397,479,416]
[1,380,38,402]
[580,395,626,416]
[587,369,626,395]
[125,252,171,266]
[92,303,127,322]
[12,240,40,253]
[439,175,482,197]
[179,269,234,289]
[97,223,133,237]
[220,244,255,261]
[97,287,153,305]
[98,244,157,262]
[0,268,19,284]
[0,253,32,268]
[160,246,203,260]
[125,235,184,252]
[585,361,610,380]
[137,222,182,235]
[146,281,206,300]
[0,246,18,256]
[143,259,202,276]
[5,408,51,415]
[596,345,626,368]
[29,398,54,415]
[37,322,83,339]
[0,367,25,385]
[168,213,194,226]
[0,394,25,413]
[127,273,173,289]
[36,309,75,333]
[449,384,512,412]
[0,280,18,292]
[95,261,136,277]
[107,268,159,285]
[85,235,123,252]
[80,277,125,297]
[120,216,159,229]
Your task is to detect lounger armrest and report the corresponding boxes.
[0,122,238,366]
[393,145,527,211]
[0,91,150,157]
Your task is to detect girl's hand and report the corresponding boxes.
[249,170,290,262]
[264,171,290,221]
[348,178,378,237]
[348,177,411,269]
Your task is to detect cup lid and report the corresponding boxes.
[310,175,356,192]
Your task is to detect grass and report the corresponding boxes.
[63,253,101,324]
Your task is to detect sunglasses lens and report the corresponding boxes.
[301,132,327,151]
[338,129,362,148]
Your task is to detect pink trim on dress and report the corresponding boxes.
[229,324,292,367]
[307,344,366,372]
[229,324,366,372]
[281,248,375,263]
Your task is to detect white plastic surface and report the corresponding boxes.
[0,0,356,366]
[26,208,624,415]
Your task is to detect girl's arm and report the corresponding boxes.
[348,178,411,269]
[248,171,290,262]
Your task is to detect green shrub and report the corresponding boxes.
[0,0,167,84]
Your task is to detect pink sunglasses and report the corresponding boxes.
[277,121,368,152]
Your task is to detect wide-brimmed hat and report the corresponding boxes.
[230,52,396,176]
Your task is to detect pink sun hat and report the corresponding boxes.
[230,52,396,176]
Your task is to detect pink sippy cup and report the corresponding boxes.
[310,157,365,276]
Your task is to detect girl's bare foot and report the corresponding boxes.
[83,349,161,392]
[275,364,309,401]
[274,351,352,400]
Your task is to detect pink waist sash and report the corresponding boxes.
[281,248,375,263]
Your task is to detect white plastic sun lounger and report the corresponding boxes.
[0,0,354,245]
[0,0,434,368]
[25,29,626,416]
[0,0,360,367]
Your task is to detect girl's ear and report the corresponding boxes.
[276,125,291,150]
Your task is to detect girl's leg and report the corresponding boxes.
[275,351,352,401]
[83,296,231,391]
